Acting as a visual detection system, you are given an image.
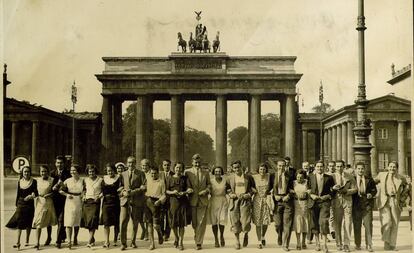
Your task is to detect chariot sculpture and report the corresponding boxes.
[177,11,220,53]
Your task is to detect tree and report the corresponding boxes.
[228,113,281,167]
[311,103,335,113]
[122,102,214,167]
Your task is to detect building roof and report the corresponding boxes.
[64,112,101,120]
[387,64,411,85]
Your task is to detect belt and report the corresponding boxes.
[68,192,82,196]
[148,197,160,201]
[387,194,396,198]
[294,197,308,201]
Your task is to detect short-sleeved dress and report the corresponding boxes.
[252,174,271,226]
[293,180,309,233]
[63,177,84,227]
[166,175,188,227]
[32,177,57,228]
[82,177,103,230]
[6,178,38,229]
[208,177,228,225]
[101,175,122,226]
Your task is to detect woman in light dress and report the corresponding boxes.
[252,163,272,249]
[208,166,229,248]
[82,164,103,247]
[292,169,309,250]
[6,166,38,250]
[59,165,84,249]
[33,165,57,250]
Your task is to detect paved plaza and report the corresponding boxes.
[2,178,412,253]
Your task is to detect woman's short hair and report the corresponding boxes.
[212,166,224,175]
[21,166,32,175]
[258,163,268,173]
[85,164,98,174]
[295,169,307,178]
[388,161,399,168]
[105,163,116,172]
[71,164,81,174]
[39,165,50,172]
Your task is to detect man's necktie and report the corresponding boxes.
[359,178,364,195]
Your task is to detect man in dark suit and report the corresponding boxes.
[160,159,173,241]
[227,160,255,250]
[352,162,377,252]
[269,159,295,251]
[185,154,211,250]
[308,161,335,253]
[119,156,147,250]
[50,155,71,248]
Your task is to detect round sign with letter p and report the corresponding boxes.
[12,156,30,174]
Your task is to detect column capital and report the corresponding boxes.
[397,120,407,123]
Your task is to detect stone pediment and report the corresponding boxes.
[367,95,410,111]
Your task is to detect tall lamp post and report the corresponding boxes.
[352,0,372,168]
[319,81,324,161]
[71,81,77,163]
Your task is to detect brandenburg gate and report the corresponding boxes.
[96,52,302,171]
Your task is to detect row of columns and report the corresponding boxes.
[102,94,297,172]
[10,120,72,171]
[302,130,321,162]
[324,121,354,166]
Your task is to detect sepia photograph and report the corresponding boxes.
[1,1,413,252]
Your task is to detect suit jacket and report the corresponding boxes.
[268,168,295,198]
[332,171,357,207]
[50,168,71,206]
[120,169,147,207]
[185,168,211,207]
[376,171,409,210]
[226,173,255,210]
[352,176,377,211]
[307,173,335,208]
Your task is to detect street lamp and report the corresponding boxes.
[352,0,372,169]
[71,81,77,163]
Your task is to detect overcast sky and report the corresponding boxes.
[3,0,412,140]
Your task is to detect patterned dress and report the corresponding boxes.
[208,177,229,225]
[293,180,309,233]
[252,174,271,226]
[63,177,84,227]
[32,177,57,228]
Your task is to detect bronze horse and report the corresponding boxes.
[189,32,210,53]
[177,32,187,53]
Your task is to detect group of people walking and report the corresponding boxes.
[6,154,411,252]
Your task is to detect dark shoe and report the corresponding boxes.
[258,243,263,249]
[243,234,249,247]
[131,242,137,248]
[315,244,321,251]
[343,245,350,252]
[220,237,225,247]
[261,239,266,246]
[149,244,155,250]
[296,245,301,250]
[73,240,78,246]
[68,242,72,250]
[302,242,307,249]
[163,235,169,241]
[367,245,373,252]
[235,243,241,250]
[13,243,20,249]
[55,243,61,249]
[283,246,290,251]
[140,231,145,240]
[158,235,164,245]
[174,240,178,248]
[331,231,336,239]
[355,245,361,250]
[44,238,51,246]
[178,244,184,251]
[215,239,220,248]
[196,244,202,250]
[121,244,126,250]
[278,236,283,246]
[337,244,343,251]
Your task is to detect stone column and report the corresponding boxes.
[101,96,112,161]
[397,120,406,175]
[136,96,148,164]
[347,121,354,165]
[328,128,332,161]
[64,128,70,156]
[56,126,63,156]
[249,95,261,173]
[49,124,56,163]
[337,124,342,160]
[112,99,123,160]
[145,98,154,162]
[302,130,308,162]
[215,95,227,170]
[11,120,18,161]
[285,95,296,162]
[369,121,378,176]
[323,129,328,162]
[170,95,185,166]
[341,123,347,163]
[279,97,286,155]
[332,126,337,161]
[31,121,39,174]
